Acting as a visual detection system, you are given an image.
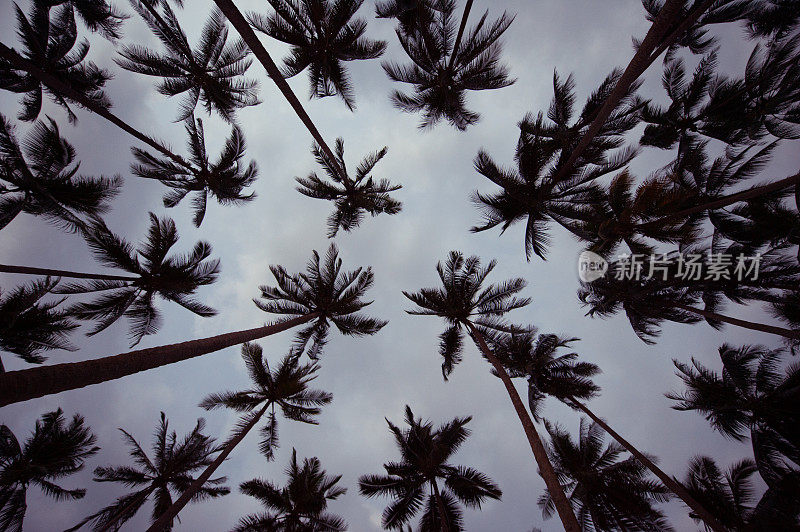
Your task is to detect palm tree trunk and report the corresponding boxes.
[0,43,192,170]
[552,0,688,184]
[647,0,717,63]
[566,397,727,532]
[635,171,800,232]
[0,313,319,407]
[0,264,139,281]
[430,479,451,532]
[465,321,581,532]
[672,303,800,340]
[211,0,345,181]
[446,0,473,73]
[146,401,272,532]
[96,485,157,532]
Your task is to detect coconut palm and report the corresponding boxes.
[403,251,580,531]
[234,449,346,532]
[0,114,121,232]
[358,405,501,531]
[375,0,448,33]
[147,342,333,531]
[0,409,99,532]
[470,71,642,259]
[296,138,401,237]
[47,0,127,40]
[381,0,514,129]
[250,0,387,110]
[0,277,78,372]
[66,413,228,532]
[0,244,382,407]
[540,419,672,531]
[118,2,259,122]
[131,115,258,227]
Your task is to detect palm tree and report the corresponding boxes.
[358,405,501,531]
[403,251,580,531]
[375,0,447,33]
[147,342,333,531]
[0,409,99,532]
[250,0,387,110]
[488,330,727,531]
[470,71,642,259]
[0,277,78,372]
[296,138,402,237]
[0,114,121,232]
[67,413,229,532]
[131,115,258,227]
[382,0,514,129]
[540,419,672,531]
[0,243,382,407]
[234,449,347,532]
[117,2,259,122]
[47,0,127,40]
[668,344,800,470]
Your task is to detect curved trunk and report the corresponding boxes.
[95,484,157,532]
[0,313,318,407]
[0,43,192,170]
[0,264,139,282]
[147,401,271,532]
[465,321,581,532]
[211,0,344,181]
[430,479,451,532]
[446,0,473,72]
[567,397,727,532]
[672,303,800,340]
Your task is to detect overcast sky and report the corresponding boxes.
[1,0,797,530]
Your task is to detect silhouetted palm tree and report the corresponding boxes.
[0,244,382,407]
[48,0,127,40]
[471,71,642,259]
[296,138,401,237]
[540,419,672,531]
[148,342,333,531]
[382,0,514,129]
[0,277,77,372]
[403,251,580,531]
[67,412,228,532]
[118,2,259,122]
[131,115,258,227]
[234,448,346,532]
[359,405,501,531]
[0,114,121,232]
[0,409,99,532]
[250,0,387,110]
[375,0,447,33]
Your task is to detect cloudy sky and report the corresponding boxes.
[1,0,797,530]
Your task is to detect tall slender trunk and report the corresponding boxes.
[0,313,319,407]
[147,401,271,531]
[465,321,581,532]
[552,0,689,184]
[95,485,157,532]
[211,0,344,180]
[672,303,800,339]
[0,43,192,170]
[566,397,727,532]
[446,0,473,72]
[430,478,451,532]
[0,264,139,282]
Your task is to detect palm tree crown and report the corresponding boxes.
[68,413,229,531]
[359,405,502,531]
[117,2,259,122]
[296,137,402,237]
[234,448,347,532]
[255,243,387,359]
[382,0,514,129]
[0,277,77,371]
[48,0,127,41]
[0,114,121,232]
[60,213,220,346]
[375,0,447,33]
[403,250,529,378]
[540,419,672,531]
[0,409,99,532]
[131,115,258,227]
[250,0,387,110]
